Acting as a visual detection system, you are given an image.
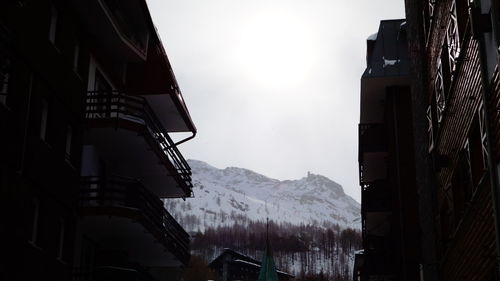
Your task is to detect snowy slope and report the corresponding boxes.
[164,160,361,232]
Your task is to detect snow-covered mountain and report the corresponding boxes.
[164,160,361,232]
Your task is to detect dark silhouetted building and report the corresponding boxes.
[358,0,500,281]
[356,19,420,281]
[0,1,196,281]
[209,249,294,281]
[405,0,500,280]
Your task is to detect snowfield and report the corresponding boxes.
[164,160,361,232]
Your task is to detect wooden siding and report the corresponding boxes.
[436,35,483,188]
[489,67,500,162]
[423,0,499,280]
[440,178,496,281]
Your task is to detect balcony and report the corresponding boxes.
[359,124,389,185]
[362,181,391,213]
[79,175,190,266]
[360,250,394,280]
[84,90,192,198]
[359,123,387,154]
[362,211,391,242]
[71,0,150,62]
[0,35,11,112]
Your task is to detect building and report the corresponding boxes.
[209,249,294,281]
[356,19,420,281]
[358,1,500,281]
[0,1,196,281]
[404,0,500,280]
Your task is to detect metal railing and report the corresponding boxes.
[74,264,157,281]
[85,90,192,195]
[358,123,388,185]
[80,175,190,264]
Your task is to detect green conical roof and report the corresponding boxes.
[257,247,280,281]
[257,220,279,281]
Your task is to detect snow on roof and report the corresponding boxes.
[354,249,364,255]
[233,259,260,267]
[382,56,400,68]
[232,259,294,277]
[367,32,378,41]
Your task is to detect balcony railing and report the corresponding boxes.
[80,175,190,264]
[0,39,11,107]
[74,264,157,281]
[85,90,192,196]
[359,123,387,154]
[359,123,388,185]
[362,181,391,212]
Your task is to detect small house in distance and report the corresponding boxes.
[209,249,294,281]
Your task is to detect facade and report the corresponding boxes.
[405,0,500,280]
[356,19,420,281]
[358,1,500,281]
[0,1,196,281]
[209,249,294,281]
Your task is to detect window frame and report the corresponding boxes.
[29,198,40,246]
[435,58,446,127]
[57,217,66,261]
[65,125,73,162]
[427,105,435,152]
[40,99,49,141]
[446,1,461,73]
[48,5,58,44]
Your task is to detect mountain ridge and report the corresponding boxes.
[164,159,361,232]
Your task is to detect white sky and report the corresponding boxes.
[147,0,406,203]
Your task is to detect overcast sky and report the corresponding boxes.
[147,0,405,203]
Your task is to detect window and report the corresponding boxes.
[460,141,474,199]
[479,104,488,162]
[57,218,66,260]
[446,1,461,72]
[451,169,465,223]
[0,55,10,105]
[478,103,489,167]
[40,99,49,141]
[29,198,40,245]
[65,125,73,161]
[428,0,436,18]
[427,105,434,152]
[48,5,58,44]
[94,71,113,118]
[440,43,452,95]
[451,143,474,225]
[424,0,436,41]
[440,192,454,245]
[468,110,487,187]
[75,43,88,79]
[435,59,446,126]
[79,237,96,281]
[73,41,80,72]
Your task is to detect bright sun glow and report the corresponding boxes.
[235,9,317,90]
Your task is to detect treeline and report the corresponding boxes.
[190,220,361,281]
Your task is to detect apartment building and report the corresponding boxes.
[405,0,500,280]
[0,1,196,280]
[355,19,420,281]
[357,0,500,280]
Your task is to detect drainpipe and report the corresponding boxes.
[18,74,33,176]
[490,0,499,49]
[473,0,500,275]
[174,131,196,146]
